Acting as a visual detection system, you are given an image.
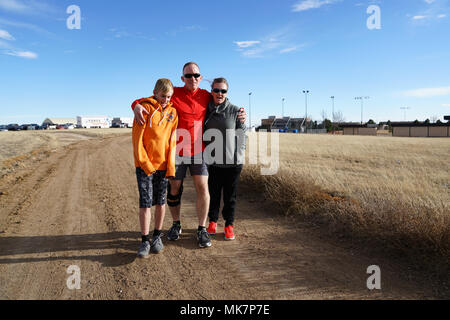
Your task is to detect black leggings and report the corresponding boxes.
[207,165,243,227]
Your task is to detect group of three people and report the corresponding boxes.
[131,62,247,258]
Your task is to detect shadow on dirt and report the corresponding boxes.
[0,231,141,267]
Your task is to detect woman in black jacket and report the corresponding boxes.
[203,78,247,241]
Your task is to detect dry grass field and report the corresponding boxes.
[0,129,131,178]
[0,129,131,162]
[242,133,450,279]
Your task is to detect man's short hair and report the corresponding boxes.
[182,62,200,75]
[154,78,174,94]
[212,77,229,89]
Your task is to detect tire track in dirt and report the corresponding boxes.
[0,135,444,300]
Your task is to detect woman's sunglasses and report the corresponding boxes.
[184,73,201,79]
[212,88,228,94]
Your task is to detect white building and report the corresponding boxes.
[77,116,111,129]
[112,117,133,128]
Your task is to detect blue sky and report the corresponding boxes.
[0,0,449,126]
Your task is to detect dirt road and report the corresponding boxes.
[0,135,444,299]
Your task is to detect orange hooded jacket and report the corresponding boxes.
[132,97,178,178]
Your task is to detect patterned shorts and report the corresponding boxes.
[136,168,168,208]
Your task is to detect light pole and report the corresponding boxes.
[249,92,252,129]
[330,96,335,134]
[355,96,370,125]
[303,90,309,133]
[400,107,410,121]
[282,98,285,118]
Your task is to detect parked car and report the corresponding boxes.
[28,124,40,130]
[56,125,65,130]
[0,125,8,131]
[7,124,20,131]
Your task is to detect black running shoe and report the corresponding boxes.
[167,224,182,241]
[197,228,212,248]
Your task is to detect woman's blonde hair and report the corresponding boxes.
[154,78,174,94]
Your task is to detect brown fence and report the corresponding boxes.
[393,126,450,137]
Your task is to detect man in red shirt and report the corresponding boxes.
[132,62,246,248]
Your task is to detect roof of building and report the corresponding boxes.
[390,122,450,127]
[340,123,367,128]
[42,118,77,125]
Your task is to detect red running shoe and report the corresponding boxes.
[224,225,235,241]
[207,222,217,235]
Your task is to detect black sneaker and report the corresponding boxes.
[167,224,182,241]
[197,228,212,248]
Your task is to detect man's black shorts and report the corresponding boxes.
[136,168,168,208]
[174,155,209,180]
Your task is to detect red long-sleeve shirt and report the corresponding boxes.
[132,86,211,157]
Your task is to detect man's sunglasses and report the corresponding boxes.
[212,88,228,94]
[184,73,201,79]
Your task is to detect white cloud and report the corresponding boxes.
[280,44,307,54]
[292,0,338,12]
[403,86,450,98]
[0,0,57,15]
[0,0,28,13]
[234,41,260,48]
[411,0,448,24]
[442,104,450,107]
[280,47,298,53]
[235,38,282,58]
[4,50,37,59]
[234,27,308,58]
[0,17,52,36]
[0,29,14,40]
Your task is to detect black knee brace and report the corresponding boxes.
[167,182,183,207]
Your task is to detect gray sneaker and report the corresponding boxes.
[150,233,164,254]
[167,224,182,241]
[137,241,151,258]
[197,229,212,248]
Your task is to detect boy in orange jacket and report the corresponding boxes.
[132,79,178,258]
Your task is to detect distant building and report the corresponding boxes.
[341,123,377,136]
[260,116,309,132]
[42,118,76,127]
[77,116,111,129]
[391,121,450,137]
[111,117,133,128]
